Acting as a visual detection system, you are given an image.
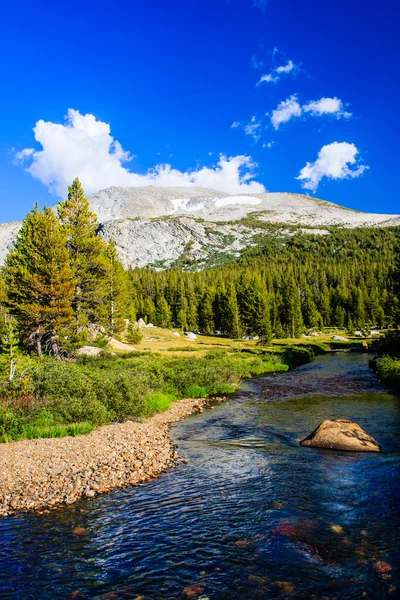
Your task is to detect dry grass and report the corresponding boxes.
[115,327,369,357]
[120,327,257,356]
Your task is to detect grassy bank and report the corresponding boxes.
[0,327,369,443]
[374,356,400,389]
[370,331,400,390]
[0,348,303,442]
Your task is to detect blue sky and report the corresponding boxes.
[0,0,399,222]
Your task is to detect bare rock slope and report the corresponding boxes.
[1,186,399,268]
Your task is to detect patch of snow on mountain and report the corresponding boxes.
[171,198,205,212]
[214,195,263,208]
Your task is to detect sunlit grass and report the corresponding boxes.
[0,421,95,443]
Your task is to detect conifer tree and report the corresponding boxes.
[156,296,172,328]
[238,275,272,341]
[101,240,127,334]
[57,178,108,331]
[4,206,75,356]
[177,296,189,331]
[126,321,143,344]
[219,284,241,338]
[393,245,400,326]
[186,281,198,330]
[143,296,157,324]
[198,290,215,335]
[280,275,303,338]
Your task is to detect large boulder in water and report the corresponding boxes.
[300,419,381,452]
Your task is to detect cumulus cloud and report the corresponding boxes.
[271,95,351,129]
[303,97,351,118]
[257,59,298,86]
[271,96,302,129]
[296,142,369,192]
[14,109,266,197]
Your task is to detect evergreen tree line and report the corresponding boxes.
[128,228,400,340]
[1,177,399,356]
[0,179,127,357]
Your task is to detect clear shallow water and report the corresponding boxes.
[1,353,399,600]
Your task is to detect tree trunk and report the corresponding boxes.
[36,336,42,358]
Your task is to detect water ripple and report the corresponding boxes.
[0,353,399,599]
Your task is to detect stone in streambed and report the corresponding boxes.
[300,419,381,452]
[181,584,205,600]
[373,560,392,574]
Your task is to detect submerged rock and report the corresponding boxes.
[300,419,381,452]
[181,584,205,599]
[373,560,392,574]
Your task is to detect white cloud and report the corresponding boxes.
[271,95,302,129]
[231,115,263,143]
[258,73,276,84]
[271,95,351,129]
[257,59,299,86]
[296,142,369,192]
[275,60,294,74]
[262,141,274,149]
[243,115,262,142]
[13,148,35,161]
[303,97,351,118]
[14,109,266,197]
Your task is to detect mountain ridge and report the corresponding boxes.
[1,186,399,268]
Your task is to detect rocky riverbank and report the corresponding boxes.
[0,396,221,517]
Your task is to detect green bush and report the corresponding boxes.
[0,347,299,441]
[185,385,209,398]
[146,392,178,414]
[374,355,400,389]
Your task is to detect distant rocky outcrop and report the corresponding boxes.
[1,186,399,268]
[300,419,381,452]
[0,221,23,266]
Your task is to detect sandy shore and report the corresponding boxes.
[0,396,220,517]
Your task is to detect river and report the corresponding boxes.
[1,353,399,599]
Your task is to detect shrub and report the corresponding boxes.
[0,347,294,441]
[185,385,209,398]
[146,392,178,414]
[374,355,400,389]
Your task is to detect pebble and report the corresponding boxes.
[373,560,392,574]
[0,396,219,517]
[181,585,205,600]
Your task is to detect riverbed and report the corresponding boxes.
[1,353,399,599]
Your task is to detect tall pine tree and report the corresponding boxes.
[220,284,241,338]
[101,240,128,334]
[4,206,75,356]
[57,178,108,332]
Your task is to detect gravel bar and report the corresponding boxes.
[0,396,220,517]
